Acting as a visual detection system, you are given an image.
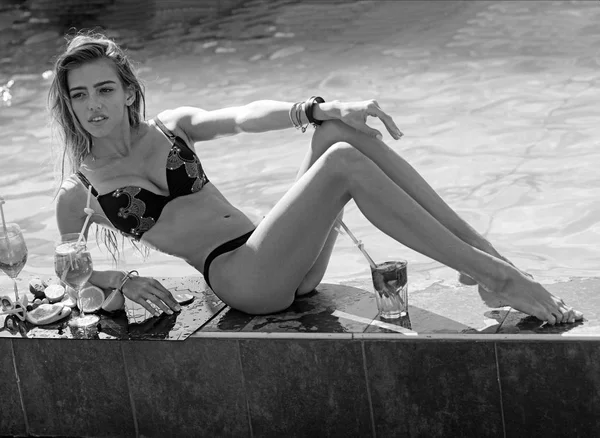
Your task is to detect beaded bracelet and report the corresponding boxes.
[305,96,325,127]
[118,270,139,293]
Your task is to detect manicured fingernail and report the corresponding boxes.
[167,309,173,315]
[376,134,382,140]
[175,305,181,311]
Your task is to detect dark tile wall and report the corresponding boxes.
[3,337,600,437]
[497,341,600,437]
[123,339,250,438]
[364,340,503,437]
[0,340,27,437]
[239,339,373,437]
[12,338,135,437]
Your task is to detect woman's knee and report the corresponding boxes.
[323,142,369,177]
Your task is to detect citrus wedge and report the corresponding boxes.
[101,289,125,312]
[174,293,194,306]
[60,294,77,308]
[26,304,71,325]
[44,284,65,303]
[78,285,105,313]
[28,277,46,299]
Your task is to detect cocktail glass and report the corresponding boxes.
[0,223,28,303]
[371,260,408,319]
[54,233,98,328]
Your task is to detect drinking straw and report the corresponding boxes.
[335,219,378,269]
[77,185,94,246]
[0,196,13,255]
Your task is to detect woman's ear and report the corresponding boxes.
[125,87,135,106]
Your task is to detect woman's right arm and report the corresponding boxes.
[55,178,181,315]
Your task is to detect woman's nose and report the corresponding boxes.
[88,97,101,110]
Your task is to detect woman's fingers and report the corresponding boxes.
[137,296,161,316]
[145,293,173,316]
[150,279,182,311]
[368,102,403,140]
[124,277,182,316]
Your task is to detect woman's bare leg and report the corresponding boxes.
[210,143,581,324]
[317,120,523,284]
[293,125,345,294]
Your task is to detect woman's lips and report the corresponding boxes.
[88,116,108,125]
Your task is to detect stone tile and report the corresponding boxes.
[13,339,134,437]
[0,340,26,436]
[239,283,378,333]
[123,339,249,438]
[240,339,372,436]
[408,281,510,333]
[498,278,600,335]
[365,341,503,437]
[497,341,600,436]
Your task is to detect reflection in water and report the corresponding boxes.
[0,1,599,292]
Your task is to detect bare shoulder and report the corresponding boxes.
[155,107,208,143]
[55,175,89,234]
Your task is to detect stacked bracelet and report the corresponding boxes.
[289,101,309,132]
[305,96,325,127]
[289,96,325,132]
[118,270,139,293]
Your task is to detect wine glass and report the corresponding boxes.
[54,233,98,328]
[0,223,28,303]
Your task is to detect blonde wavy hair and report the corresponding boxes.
[48,31,148,263]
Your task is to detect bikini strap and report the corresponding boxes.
[75,171,98,197]
[153,116,176,141]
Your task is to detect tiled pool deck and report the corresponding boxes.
[1,276,598,437]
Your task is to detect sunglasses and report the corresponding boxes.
[1,295,26,321]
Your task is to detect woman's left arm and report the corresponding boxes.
[173,99,403,142]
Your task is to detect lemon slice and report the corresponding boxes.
[101,289,125,312]
[78,285,105,313]
[44,284,65,303]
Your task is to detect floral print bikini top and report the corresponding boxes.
[76,117,209,240]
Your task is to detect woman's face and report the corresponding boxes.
[67,58,134,138]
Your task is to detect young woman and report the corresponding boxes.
[50,33,582,325]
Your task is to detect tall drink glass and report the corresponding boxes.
[371,260,408,319]
[54,233,98,328]
[0,223,28,302]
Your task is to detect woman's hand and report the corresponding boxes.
[120,276,181,316]
[318,100,403,141]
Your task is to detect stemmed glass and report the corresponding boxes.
[54,233,98,328]
[0,223,28,303]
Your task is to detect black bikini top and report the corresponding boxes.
[76,117,209,240]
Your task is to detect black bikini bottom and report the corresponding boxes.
[203,229,254,290]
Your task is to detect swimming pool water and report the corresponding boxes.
[1,1,598,290]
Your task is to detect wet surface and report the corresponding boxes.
[200,277,600,336]
[0,277,223,340]
[1,275,597,338]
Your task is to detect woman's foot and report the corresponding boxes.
[478,273,583,325]
[458,244,533,285]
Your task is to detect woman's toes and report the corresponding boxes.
[545,312,558,325]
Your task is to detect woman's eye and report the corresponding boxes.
[70,93,84,100]
[100,88,113,94]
